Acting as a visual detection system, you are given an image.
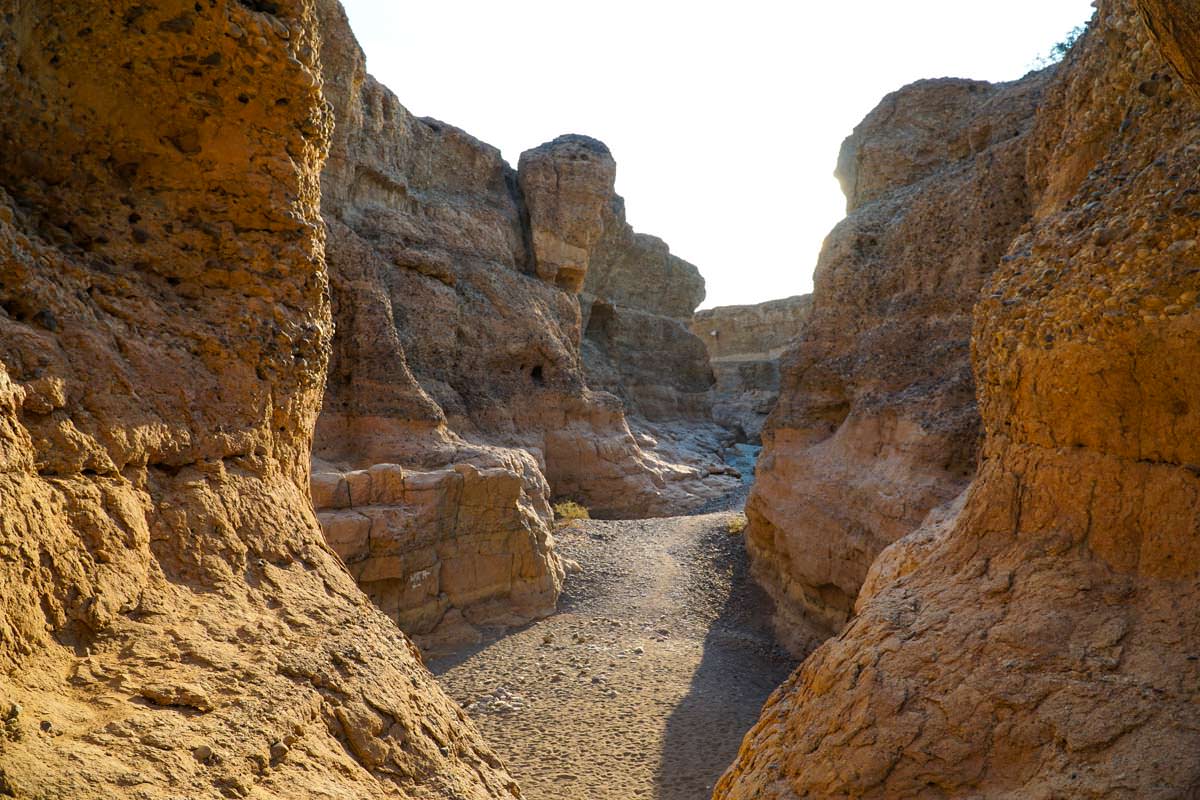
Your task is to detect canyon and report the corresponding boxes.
[1,0,1198,798]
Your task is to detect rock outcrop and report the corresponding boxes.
[0,2,518,798]
[311,5,734,644]
[691,295,813,442]
[518,135,616,294]
[581,197,715,422]
[718,1,1200,796]
[744,69,1050,650]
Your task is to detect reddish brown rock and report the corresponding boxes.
[692,295,813,442]
[718,2,1200,796]
[0,1,517,798]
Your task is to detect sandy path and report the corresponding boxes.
[429,503,795,799]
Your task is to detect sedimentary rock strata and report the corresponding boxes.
[0,2,517,797]
[311,3,733,642]
[718,1,1200,795]
[745,68,1049,650]
[581,197,716,422]
[691,295,812,442]
[518,135,616,294]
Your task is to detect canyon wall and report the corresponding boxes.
[0,1,519,798]
[581,197,714,422]
[691,295,812,442]
[310,4,734,644]
[718,0,1200,795]
[744,68,1050,650]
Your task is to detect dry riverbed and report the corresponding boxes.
[429,499,795,800]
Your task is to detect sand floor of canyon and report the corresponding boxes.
[429,492,796,800]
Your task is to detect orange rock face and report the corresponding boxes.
[0,2,517,797]
[313,1,735,548]
[717,1,1200,796]
[745,72,1048,650]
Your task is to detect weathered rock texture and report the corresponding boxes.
[311,5,734,643]
[0,2,518,798]
[745,68,1051,649]
[718,1,1200,796]
[691,295,813,442]
[581,196,717,422]
[518,135,616,294]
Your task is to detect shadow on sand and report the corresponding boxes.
[653,525,799,799]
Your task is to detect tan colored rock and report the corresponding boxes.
[718,2,1200,796]
[0,2,517,798]
[745,69,1049,650]
[314,0,734,546]
[692,295,813,442]
[518,135,617,294]
[580,197,719,423]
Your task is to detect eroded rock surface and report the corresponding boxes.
[311,2,734,644]
[519,135,616,294]
[718,2,1200,796]
[745,69,1049,650]
[691,295,812,442]
[0,2,518,797]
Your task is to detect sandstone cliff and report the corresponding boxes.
[692,295,813,443]
[745,68,1050,650]
[718,1,1200,795]
[0,1,518,798]
[310,5,734,644]
[579,177,735,483]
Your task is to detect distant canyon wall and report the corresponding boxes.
[692,295,813,442]
[719,0,1200,795]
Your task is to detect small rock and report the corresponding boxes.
[269,741,289,762]
[193,744,213,762]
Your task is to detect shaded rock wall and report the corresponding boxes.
[744,70,1049,650]
[581,177,715,422]
[0,1,517,797]
[718,1,1200,796]
[691,295,813,442]
[310,4,734,644]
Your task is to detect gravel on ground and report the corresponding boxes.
[429,491,795,800]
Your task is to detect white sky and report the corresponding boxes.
[339,1,1095,309]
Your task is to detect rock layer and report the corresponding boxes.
[581,197,715,422]
[718,2,1200,796]
[311,3,734,643]
[744,70,1049,649]
[692,295,813,442]
[0,2,517,797]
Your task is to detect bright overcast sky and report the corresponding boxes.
[339,0,1096,309]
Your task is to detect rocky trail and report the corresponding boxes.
[429,492,796,800]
